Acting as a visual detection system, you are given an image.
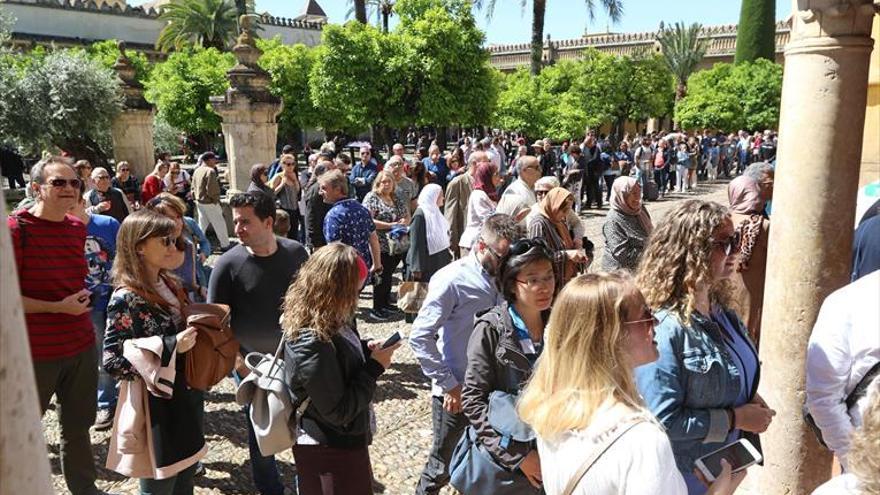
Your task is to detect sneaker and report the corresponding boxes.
[368,309,389,321]
[94,408,114,431]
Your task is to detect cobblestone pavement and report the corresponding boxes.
[44,181,730,494]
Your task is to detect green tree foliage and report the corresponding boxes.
[87,39,153,83]
[493,68,549,138]
[675,59,782,131]
[395,0,497,129]
[0,50,122,162]
[735,0,776,64]
[156,0,238,52]
[657,21,707,106]
[257,37,320,138]
[144,47,234,136]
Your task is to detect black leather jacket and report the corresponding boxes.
[284,328,385,448]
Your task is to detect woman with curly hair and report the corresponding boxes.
[634,200,775,495]
[281,243,402,495]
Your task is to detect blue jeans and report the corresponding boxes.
[233,370,286,495]
[92,309,118,411]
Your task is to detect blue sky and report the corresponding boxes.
[129,0,793,45]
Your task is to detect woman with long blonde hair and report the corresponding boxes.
[634,200,774,495]
[518,272,741,495]
[281,243,401,495]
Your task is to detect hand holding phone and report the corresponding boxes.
[381,331,402,349]
[695,438,761,483]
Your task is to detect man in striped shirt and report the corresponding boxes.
[9,156,98,495]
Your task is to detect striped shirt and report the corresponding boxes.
[8,210,94,361]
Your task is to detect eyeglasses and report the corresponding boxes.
[711,231,742,256]
[516,273,555,289]
[46,178,83,189]
[95,175,111,180]
[623,306,660,327]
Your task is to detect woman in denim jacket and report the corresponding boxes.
[633,200,776,495]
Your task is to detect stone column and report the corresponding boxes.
[110,41,155,180]
[757,1,876,493]
[210,17,282,193]
[0,187,54,494]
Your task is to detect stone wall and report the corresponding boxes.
[2,0,324,57]
[487,19,791,72]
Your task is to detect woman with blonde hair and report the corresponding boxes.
[518,272,741,495]
[281,243,402,495]
[362,170,410,320]
[634,200,774,495]
[103,209,205,493]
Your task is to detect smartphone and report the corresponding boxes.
[381,331,402,349]
[695,438,762,482]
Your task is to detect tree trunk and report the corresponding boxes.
[58,136,109,169]
[382,12,390,33]
[436,125,447,151]
[529,0,547,76]
[354,0,368,24]
[672,81,687,130]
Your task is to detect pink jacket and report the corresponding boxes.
[105,336,206,480]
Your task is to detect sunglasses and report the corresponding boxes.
[95,175,111,180]
[118,168,129,172]
[46,178,83,189]
[711,230,742,256]
[159,235,186,251]
[508,238,552,258]
[623,306,661,327]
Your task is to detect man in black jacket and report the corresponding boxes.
[581,136,603,209]
[304,161,335,250]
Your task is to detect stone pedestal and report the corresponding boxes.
[110,42,155,179]
[757,1,876,493]
[0,187,54,494]
[210,18,282,193]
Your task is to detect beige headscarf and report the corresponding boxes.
[538,187,575,249]
[610,176,653,234]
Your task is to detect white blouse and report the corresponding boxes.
[458,189,496,249]
[538,409,687,495]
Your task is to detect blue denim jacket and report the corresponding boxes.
[635,307,759,476]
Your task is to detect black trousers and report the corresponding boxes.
[583,174,602,208]
[415,396,469,495]
[293,444,373,495]
[373,251,401,310]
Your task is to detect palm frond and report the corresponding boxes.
[657,21,707,84]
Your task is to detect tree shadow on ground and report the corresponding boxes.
[373,362,430,403]
[203,407,250,449]
[196,459,297,494]
[48,436,128,484]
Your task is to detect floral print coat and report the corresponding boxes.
[103,286,183,380]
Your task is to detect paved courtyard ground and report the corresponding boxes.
[44,181,731,494]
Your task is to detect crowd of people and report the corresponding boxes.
[6,120,877,495]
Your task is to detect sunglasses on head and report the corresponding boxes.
[46,178,83,189]
[712,230,742,256]
[508,238,551,258]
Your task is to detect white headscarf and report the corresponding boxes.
[417,184,450,255]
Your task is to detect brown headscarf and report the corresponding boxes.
[610,176,653,234]
[538,187,574,249]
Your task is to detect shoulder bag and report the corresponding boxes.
[803,361,880,448]
[561,419,645,495]
[183,302,239,390]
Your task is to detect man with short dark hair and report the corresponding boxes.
[304,161,337,250]
[350,145,378,201]
[9,157,98,495]
[411,214,523,495]
[208,191,308,495]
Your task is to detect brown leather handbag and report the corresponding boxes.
[182,303,239,390]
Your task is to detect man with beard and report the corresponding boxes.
[410,214,523,495]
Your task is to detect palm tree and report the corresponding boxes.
[354,0,368,24]
[475,0,624,76]
[156,0,238,52]
[656,21,707,128]
[346,0,395,32]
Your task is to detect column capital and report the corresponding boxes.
[112,41,152,111]
[790,0,877,41]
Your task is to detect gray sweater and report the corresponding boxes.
[601,209,650,272]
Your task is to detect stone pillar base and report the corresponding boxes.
[111,109,155,179]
